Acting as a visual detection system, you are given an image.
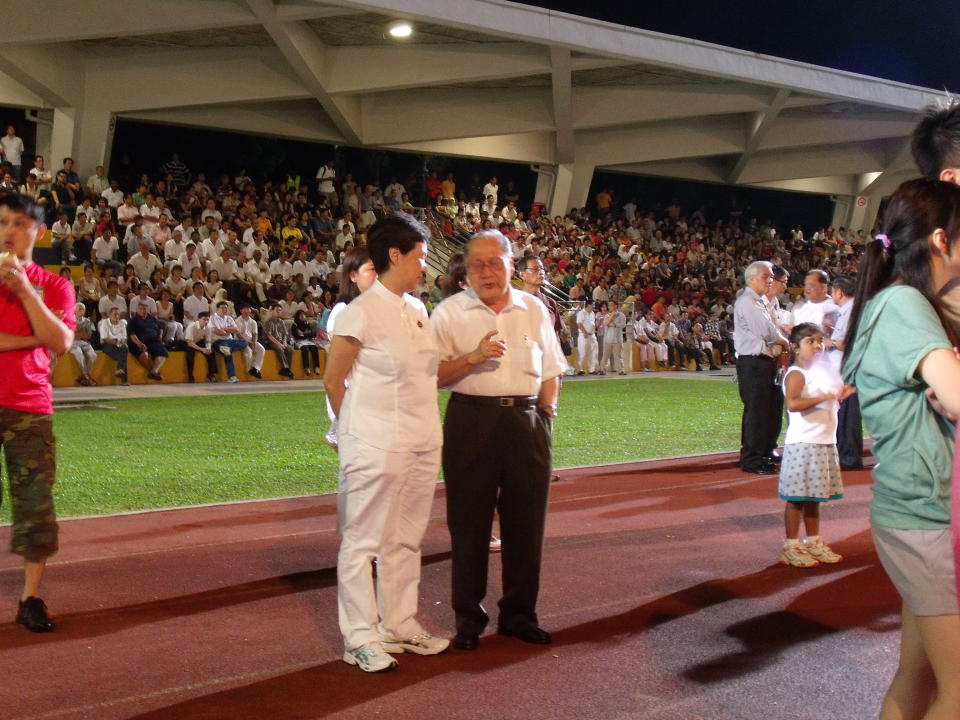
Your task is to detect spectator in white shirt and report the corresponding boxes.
[482,176,499,205]
[128,283,158,317]
[269,249,294,282]
[177,242,203,279]
[50,211,74,263]
[163,230,188,267]
[199,230,223,265]
[235,305,265,379]
[129,240,162,283]
[101,179,124,209]
[208,302,249,383]
[184,312,218,383]
[183,281,210,323]
[98,306,129,383]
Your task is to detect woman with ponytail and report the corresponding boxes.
[842,178,960,719]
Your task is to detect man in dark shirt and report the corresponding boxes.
[127,302,168,380]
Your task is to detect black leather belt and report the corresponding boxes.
[739,354,774,361]
[450,392,538,408]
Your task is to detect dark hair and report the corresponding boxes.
[366,212,430,274]
[335,246,372,304]
[0,193,44,225]
[789,322,823,347]
[770,264,788,281]
[911,102,960,181]
[442,252,467,297]
[844,178,960,370]
[197,311,210,319]
[831,274,855,297]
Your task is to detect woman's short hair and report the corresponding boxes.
[367,213,430,274]
[336,246,372,304]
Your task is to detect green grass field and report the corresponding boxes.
[1,378,745,521]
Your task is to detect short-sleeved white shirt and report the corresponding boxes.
[431,288,567,397]
[783,366,840,445]
[334,280,441,452]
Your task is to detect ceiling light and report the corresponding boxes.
[387,21,413,38]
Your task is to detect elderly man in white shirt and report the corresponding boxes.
[243,250,271,303]
[163,230,188,268]
[269,250,294,282]
[431,229,564,652]
[177,242,203,279]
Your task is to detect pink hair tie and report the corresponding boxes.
[875,233,891,250]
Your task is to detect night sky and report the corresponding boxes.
[524,1,960,93]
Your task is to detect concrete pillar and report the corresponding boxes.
[832,193,881,233]
[74,106,114,180]
[49,106,76,173]
[830,196,851,230]
[31,109,54,165]
[533,165,556,207]
[549,162,594,217]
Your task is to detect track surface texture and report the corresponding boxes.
[1,452,895,720]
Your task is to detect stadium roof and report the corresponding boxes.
[0,0,943,221]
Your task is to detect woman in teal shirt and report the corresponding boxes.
[843,179,960,719]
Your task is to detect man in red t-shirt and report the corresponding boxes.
[0,194,75,632]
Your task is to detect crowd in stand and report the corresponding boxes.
[0,123,869,385]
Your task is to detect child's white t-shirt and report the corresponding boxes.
[783,365,840,445]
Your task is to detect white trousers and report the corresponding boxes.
[600,340,622,372]
[337,436,440,650]
[577,333,598,373]
[242,341,265,371]
[68,341,96,374]
[637,340,668,363]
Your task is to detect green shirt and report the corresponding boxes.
[842,285,954,529]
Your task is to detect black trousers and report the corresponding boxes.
[185,345,217,380]
[443,396,552,637]
[736,355,778,470]
[769,372,784,457]
[837,393,863,468]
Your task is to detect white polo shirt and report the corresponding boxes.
[431,288,567,397]
[334,280,441,452]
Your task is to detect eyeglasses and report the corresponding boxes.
[466,259,507,274]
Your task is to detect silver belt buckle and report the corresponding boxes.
[499,397,514,407]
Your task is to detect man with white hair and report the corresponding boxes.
[68,303,97,386]
[432,229,564,652]
[733,261,788,474]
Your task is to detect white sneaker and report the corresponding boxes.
[382,631,450,656]
[778,542,819,568]
[343,642,398,672]
[804,538,843,564]
[218,345,231,356]
[489,536,502,552]
[228,376,238,383]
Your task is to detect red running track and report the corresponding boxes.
[0,452,897,720]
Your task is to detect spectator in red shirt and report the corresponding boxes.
[0,194,75,633]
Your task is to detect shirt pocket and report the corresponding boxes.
[511,336,542,378]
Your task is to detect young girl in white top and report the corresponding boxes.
[778,322,854,567]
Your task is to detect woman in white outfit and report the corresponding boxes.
[323,213,449,673]
[323,247,376,449]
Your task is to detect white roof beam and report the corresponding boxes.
[361,88,553,145]
[728,88,790,184]
[324,43,551,94]
[739,142,890,184]
[247,0,361,145]
[857,136,918,194]
[84,48,309,113]
[551,47,574,164]
[121,101,343,144]
[577,116,746,167]
[387,131,555,164]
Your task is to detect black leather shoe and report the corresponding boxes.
[452,633,479,650]
[743,464,776,475]
[768,453,783,464]
[497,625,552,644]
[248,368,262,379]
[16,597,55,633]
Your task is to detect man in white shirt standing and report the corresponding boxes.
[431,229,564,651]
[826,275,862,470]
[575,299,598,375]
[0,124,25,181]
[316,159,337,210]
[791,269,838,333]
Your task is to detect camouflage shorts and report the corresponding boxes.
[0,408,59,562]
